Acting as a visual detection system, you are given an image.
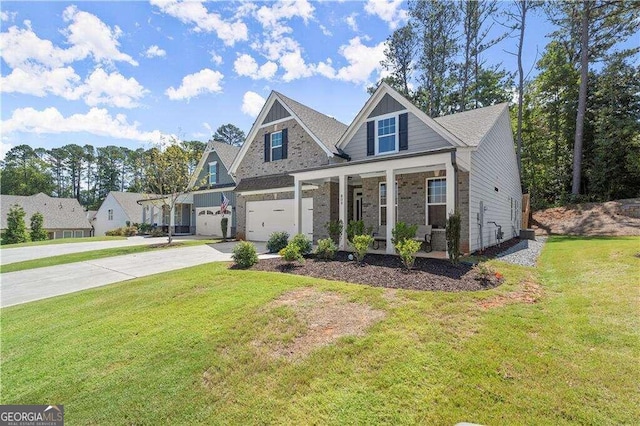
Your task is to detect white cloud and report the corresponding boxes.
[315,59,336,79]
[255,0,315,28]
[346,13,358,32]
[364,0,408,30]
[0,66,83,99]
[1,11,17,22]
[319,24,332,37]
[233,53,277,80]
[1,141,14,161]
[241,91,265,117]
[2,107,170,144]
[82,68,148,108]
[166,69,224,101]
[150,0,248,46]
[280,50,314,82]
[334,37,386,84]
[145,45,166,58]
[0,25,77,69]
[210,51,223,65]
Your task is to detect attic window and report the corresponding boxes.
[209,161,218,185]
[271,131,283,161]
[108,209,113,220]
[377,116,397,154]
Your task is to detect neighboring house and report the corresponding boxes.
[229,83,522,254]
[0,193,92,239]
[187,140,240,237]
[94,191,157,236]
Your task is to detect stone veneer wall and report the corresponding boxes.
[359,170,471,253]
[235,118,330,181]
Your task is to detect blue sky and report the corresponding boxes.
[1,1,564,159]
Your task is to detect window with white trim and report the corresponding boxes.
[379,181,398,226]
[108,209,113,220]
[209,161,217,185]
[74,230,84,238]
[62,230,73,238]
[426,178,446,228]
[376,116,397,154]
[271,131,283,161]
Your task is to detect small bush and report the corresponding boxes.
[290,233,312,255]
[350,234,373,264]
[125,220,131,227]
[315,238,337,260]
[105,227,124,236]
[29,212,48,242]
[325,219,343,244]
[149,228,166,237]
[347,220,372,242]
[446,212,461,264]
[396,239,422,270]
[221,217,229,241]
[279,242,304,263]
[138,223,152,234]
[267,231,289,253]
[4,205,28,244]
[391,222,417,247]
[123,226,138,237]
[232,241,258,268]
[473,262,495,281]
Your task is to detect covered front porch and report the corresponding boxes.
[139,193,195,235]
[291,150,469,256]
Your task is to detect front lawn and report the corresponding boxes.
[0,236,126,248]
[1,239,220,273]
[1,236,638,424]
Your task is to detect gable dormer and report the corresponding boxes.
[337,84,464,161]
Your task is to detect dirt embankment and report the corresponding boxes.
[531,199,640,236]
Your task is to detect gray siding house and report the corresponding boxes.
[188,141,240,237]
[1,193,92,239]
[229,83,522,254]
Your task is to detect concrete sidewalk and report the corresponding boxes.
[1,244,276,308]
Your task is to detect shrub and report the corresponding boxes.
[391,222,417,247]
[350,234,373,264]
[125,220,131,227]
[4,205,28,244]
[279,242,304,263]
[290,233,312,255]
[446,212,461,264]
[346,220,372,242]
[232,241,258,268]
[396,239,422,270]
[473,262,495,282]
[266,231,289,253]
[149,228,166,237]
[325,219,343,244]
[138,223,152,234]
[123,226,138,237]
[105,227,124,236]
[221,217,229,241]
[315,238,337,260]
[29,212,48,241]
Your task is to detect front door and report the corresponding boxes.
[353,189,363,221]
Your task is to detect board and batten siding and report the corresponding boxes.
[343,111,453,161]
[367,94,404,118]
[193,191,237,228]
[194,151,235,187]
[262,100,291,125]
[468,108,522,253]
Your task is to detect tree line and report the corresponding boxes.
[377,0,639,209]
[0,124,245,210]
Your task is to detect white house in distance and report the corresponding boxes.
[93,191,158,236]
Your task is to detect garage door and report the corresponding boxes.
[246,198,313,241]
[196,207,233,236]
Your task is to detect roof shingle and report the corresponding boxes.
[1,193,91,230]
[434,103,508,147]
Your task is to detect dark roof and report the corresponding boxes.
[434,103,508,147]
[208,141,241,170]
[0,193,91,230]
[274,91,348,153]
[235,174,294,192]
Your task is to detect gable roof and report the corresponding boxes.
[434,103,509,147]
[229,91,348,175]
[336,82,466,150]
[0,193,91,230]
[108,191,154,221]
[188,140,240,189]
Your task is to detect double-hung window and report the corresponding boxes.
[426,178,446,228]
[209,161,217,185]
[271,131,283,161]
[377,116,397,154]
[379,181,398,226]
[108,209,113,220]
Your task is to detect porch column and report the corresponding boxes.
[445,160,456,257]
[293,176,303,236]
[150,206,155,225]
[338,174,348,250]
[386,168,395,254]
[170,205,175,229]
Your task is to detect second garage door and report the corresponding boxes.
[246,198,313,241]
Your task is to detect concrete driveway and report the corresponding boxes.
[1,242,277,308]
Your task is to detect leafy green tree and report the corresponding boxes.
[212,124,246,146]
[380,24,418,98]
[4,205,28,244]
[181,140,206,175]
[1,145,53,196]
[29,212,48,241]
[96,146,125,201]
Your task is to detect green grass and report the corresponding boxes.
[1,239,220,273]
[1,236,126,248]
[1,236,638,424]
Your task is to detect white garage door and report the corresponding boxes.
[246,198,313,241]
[196,207,233,236]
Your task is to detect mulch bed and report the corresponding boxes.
[471,237,521,258]
[250,251,502,292]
